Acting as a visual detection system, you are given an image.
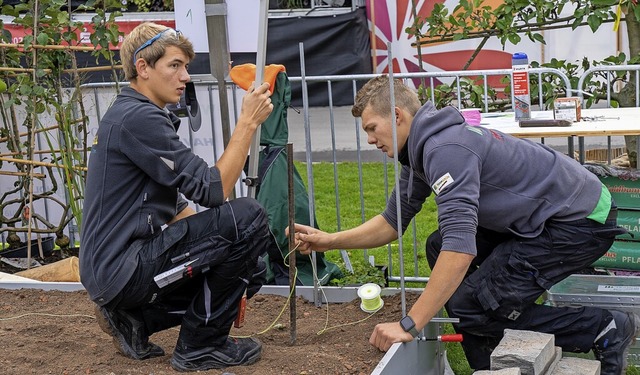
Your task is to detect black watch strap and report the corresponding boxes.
[400,315,419,338]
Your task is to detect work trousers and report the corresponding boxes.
[106,197,273,348]
[426,207,625,370]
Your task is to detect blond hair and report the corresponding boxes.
[120,22,195,81]
[352,75,421,118]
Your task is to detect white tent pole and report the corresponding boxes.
[246,0,269,199]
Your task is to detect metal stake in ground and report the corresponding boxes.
[287,143,297,344]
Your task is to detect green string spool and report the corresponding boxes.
[357,283,384,313]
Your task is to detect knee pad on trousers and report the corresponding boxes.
[229,197,268,231]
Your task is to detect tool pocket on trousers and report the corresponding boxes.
[475,255,541,322]
[476,279,522,321]
[475,273,525,322]
[150,219,188,259]
[476,277,503,313]
[476,277,524,322]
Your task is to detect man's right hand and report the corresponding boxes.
[216,81,273,200]
[238,82,273,128]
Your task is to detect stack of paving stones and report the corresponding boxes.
[473,329,601,375]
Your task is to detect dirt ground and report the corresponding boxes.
[0,285,423,375]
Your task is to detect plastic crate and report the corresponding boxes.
[547,274,640,365]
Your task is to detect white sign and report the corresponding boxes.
[173,0,261,54]
[227,0,260,53]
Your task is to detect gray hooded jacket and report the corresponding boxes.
[80,87,224,305]
[382,102,602,256]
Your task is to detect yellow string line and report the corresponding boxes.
[0,313,95,321]
[316,313,378,335]
[231,267,299,339]
[232,241,380,339]
[230,242,301,339]
[306,251,379,336]
[0,243,380,338]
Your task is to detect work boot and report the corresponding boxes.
[593,310,640,375]
[94,305,165,360]
[170,336,262,372]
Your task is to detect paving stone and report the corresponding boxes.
[491,329,556,375]
[547,347,562,373]
[549,356,600,375]
[473,368,522,374]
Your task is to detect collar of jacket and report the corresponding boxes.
[119,87,181,131]
[398,143,410,166]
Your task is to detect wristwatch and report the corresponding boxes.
[399,315,419,338]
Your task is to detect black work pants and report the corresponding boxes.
[107,197,273,348]
[426,208,624,370]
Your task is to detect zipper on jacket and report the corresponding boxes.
[148,214,154,235]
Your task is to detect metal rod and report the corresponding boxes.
[388,276,429,284]
[412,219,418,276]
[286,67,570,88]
[207,84,220,164]
[205,0,233,153]
[287,143,297,344]
[329,81,353,273]
[356,85,367,264]
[387,42,407,316]
[298,42,322,307]
[246,0,269,199]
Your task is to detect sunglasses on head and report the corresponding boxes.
[132,28,182,65]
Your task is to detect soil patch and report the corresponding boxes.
[0,287,420,375]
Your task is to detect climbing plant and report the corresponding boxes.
[0,0,124,251]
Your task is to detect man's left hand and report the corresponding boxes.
[369,322,414,351]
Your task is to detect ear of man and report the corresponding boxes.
[395,106,410,127]
[136,59,149,80]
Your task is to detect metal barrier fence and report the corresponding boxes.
[289,67,572,284]
[576,64,640,164]
[577,64,640,107]
[2,61,636,375]
[4,64,635,289]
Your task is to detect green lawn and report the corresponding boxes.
[296,161,437,281]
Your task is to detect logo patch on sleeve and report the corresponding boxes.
[160,157,175,171]
[465,125,483,136]
[432,172,454,195]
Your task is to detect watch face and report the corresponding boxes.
[400,316,415,331]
